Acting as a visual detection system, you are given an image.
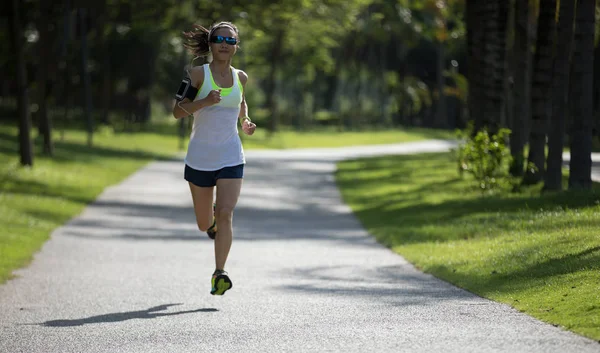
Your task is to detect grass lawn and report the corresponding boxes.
[147,119,456,149]
[0,125,181,284]
[0,122,451,285]
[336,152,600,341]
[239,126,455,149]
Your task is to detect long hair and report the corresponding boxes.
[182,21,239,58]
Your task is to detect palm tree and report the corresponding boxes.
[568,0,596,190]
[36,0,54,156]
[476,1,509,133]
[523,0,557,185]
[9,0,34,166]
[266,27,284,134]
[544,0,576,191]
[509,0,533,177]
[466,0,484,128]
[79,8,94,147]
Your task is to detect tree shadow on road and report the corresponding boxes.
[38,304,217,327]
[275,264,486,308]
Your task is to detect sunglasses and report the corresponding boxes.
[210,35,238,45]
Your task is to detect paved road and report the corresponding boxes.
[1,140,599,353]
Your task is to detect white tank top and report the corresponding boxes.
[184,64,245,171]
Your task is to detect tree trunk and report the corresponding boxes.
[36,0,54,156]
[544,0,576,191]
[79,8,94,147]
[59,0,73,141]
[266,28,284,134]
[466,0,484,128]
[477,1,509,134]
[435,40,447,128]
[568,0,595,190]
[98,2,111,125]
[509,0,533,177]
[10,0,34,166]
[523,0,557,185]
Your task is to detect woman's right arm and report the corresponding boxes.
[172,66,206,119]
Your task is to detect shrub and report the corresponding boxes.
[456,123,512,193]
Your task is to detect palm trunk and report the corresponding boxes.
[544,0,576,191]
[466,0,484,127]
[523,0,557,185]
[36,0,54,155]
[478,1,509,134]
[509,0,533,177]
[266,28,284,134]
[10,0,34,166]
[568,0,595,190]
[79,8,93,147]
[59,1,72,142]
[98,2,111,125]
[435,40,447,128]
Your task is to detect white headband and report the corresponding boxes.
[209,24,236,38]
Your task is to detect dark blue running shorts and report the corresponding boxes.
[184,164,244,187]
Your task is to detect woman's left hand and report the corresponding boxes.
[242,119,256,135]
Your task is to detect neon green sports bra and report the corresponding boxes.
[207,66,243,97]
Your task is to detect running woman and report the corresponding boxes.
[172,21,256,296]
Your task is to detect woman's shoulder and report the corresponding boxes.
[235,68,248,85]
[189,65,206,86]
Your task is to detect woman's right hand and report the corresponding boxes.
[203,89,222,106]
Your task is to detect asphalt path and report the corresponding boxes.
[1,140,598,353]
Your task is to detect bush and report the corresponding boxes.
[456,123,512,193]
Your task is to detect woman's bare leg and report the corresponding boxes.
[188,182,214,232]
[214,178,243,270]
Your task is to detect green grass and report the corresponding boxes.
[0,125,181,284]
[336,152,600,341]
[239,126,455,149]
[0,121,451,284]
[148,119,456,149]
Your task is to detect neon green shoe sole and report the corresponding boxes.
[210,273,232,296]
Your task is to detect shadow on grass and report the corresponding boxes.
[336,152,600,300]
[0,130,180,165]
[337,153,600,243]
[38,304,217,327]
[1,178,92,205]
[426,244,600,298]
[0,128,182,207]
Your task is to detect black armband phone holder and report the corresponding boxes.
[175,77,199,101]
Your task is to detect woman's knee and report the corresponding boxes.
[196,219,212,232]
[215,205,234,221]
[195,213,214,232]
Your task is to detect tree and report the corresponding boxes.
[544,0,576,191]
[509,0,533,177]
[568,0,596,190]
[35,0,55,155]
[466,0,484,129]
[476,1,509,133]
[79,8,94,147]
[523,0,557,185]
[9,0,34,166]
[433,0,448,128]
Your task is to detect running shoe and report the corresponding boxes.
[210,270,232,296]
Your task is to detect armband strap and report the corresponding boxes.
[175,77,199,101]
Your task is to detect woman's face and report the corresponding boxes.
[210,27,238,61]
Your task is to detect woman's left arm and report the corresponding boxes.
[238,70,256,135]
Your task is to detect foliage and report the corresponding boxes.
[1,0,473,141]
[456,123,512,193]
